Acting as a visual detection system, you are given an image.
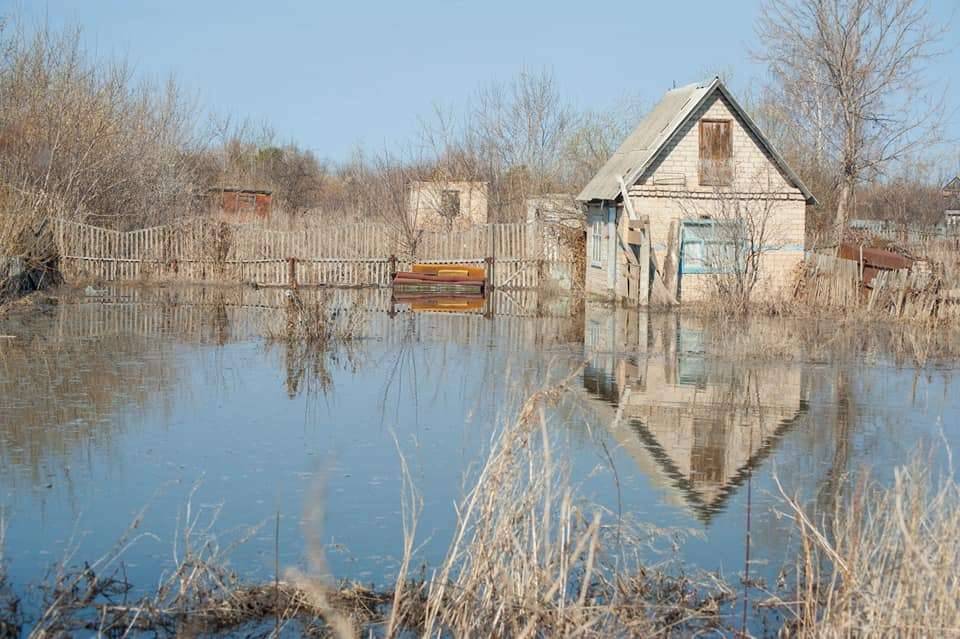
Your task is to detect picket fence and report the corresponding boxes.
[53,218,579,289]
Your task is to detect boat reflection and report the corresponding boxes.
[580,306,808,523]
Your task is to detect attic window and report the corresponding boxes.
[699,119,733,186]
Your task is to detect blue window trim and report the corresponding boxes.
[680,219,746,275]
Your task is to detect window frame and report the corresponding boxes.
[590,216,605,267]
[679,219,746,275]
[698,119,734,187]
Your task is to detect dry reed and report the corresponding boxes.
[771,451,960,638]
[265,289,366,397]
[410,381,733,638]
[0,511,22,638]
[23,484,386,638]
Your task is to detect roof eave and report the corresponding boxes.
[713,82,819,206]
[619,78,819,206]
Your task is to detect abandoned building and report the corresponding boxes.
[209,187,272,219]
[577,77,816,304]
[941,176,960,199]
[408,180,488,231]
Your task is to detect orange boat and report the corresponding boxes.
[411,264,485,279]
[393,263,486,293]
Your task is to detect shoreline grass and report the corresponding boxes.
[770,452,960,638]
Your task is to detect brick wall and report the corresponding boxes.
[627,92,807,303]
[409,180,489,231]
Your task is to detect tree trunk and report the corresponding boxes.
[834,173,855,245]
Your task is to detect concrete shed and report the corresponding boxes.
[577,78,816,304]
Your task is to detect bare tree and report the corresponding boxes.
[0,18,202,228]
[755,0,946,240]
[677,169,790,313]
[857,157,948,225]
[468,69,575,220]
[344,149,426,257]
[561,105,638,194]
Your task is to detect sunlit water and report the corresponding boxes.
[2,286,958,632]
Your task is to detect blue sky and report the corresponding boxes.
[6,0,960,168]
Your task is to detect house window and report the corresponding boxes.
[590,217,605,266]
[440,189,461,221]
[680,219,745,274]
[699,119,733,186]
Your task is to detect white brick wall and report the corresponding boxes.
[583,92,808,303]
[623,92,806,303]
[409,180,489,231]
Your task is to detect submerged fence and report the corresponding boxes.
[53,218,581,290]
[49,286,584,349]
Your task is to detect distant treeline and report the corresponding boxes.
[0,5,954,239]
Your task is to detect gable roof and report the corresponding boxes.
[577,77,817,205]
[944,176,960,193]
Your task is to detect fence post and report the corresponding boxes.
[288,256,298,289]
[485,256,496,291]
[388,293,397,317]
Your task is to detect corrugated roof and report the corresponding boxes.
[577,78,817,205]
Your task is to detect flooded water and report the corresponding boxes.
[2,286,959,632]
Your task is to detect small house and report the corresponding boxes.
[941,176,960,199]
[577,78,816,304]
[209,187,272,220]
[408,180,488,231]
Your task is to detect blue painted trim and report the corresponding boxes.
[680,220,744,275]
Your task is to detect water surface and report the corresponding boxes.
[2,286,958,629]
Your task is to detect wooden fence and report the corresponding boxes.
[53,218,580,290]
[802,252,960,320]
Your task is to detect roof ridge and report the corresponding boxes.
[577,77,816,205]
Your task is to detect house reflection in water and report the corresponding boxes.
[580,305,808,523]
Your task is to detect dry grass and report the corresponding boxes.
[771,452,960,638]
[23,484,387,638]
[272,289,366,345]
[410,381,733,638]
[0,198,62,304]
[265,289,366,396]
[691,306,960,367]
